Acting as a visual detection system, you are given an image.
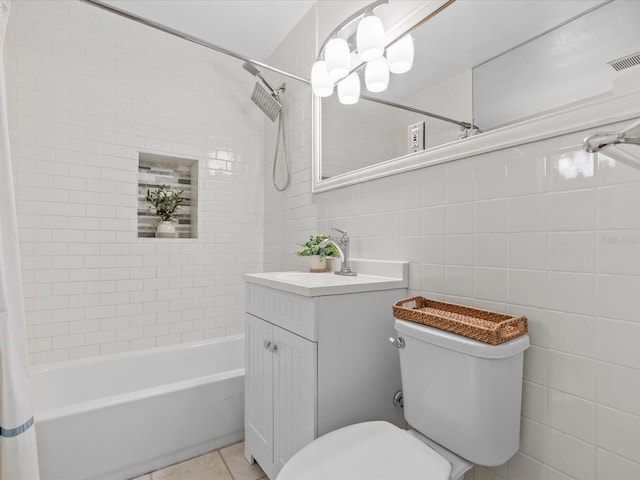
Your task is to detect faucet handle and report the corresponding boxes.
[332,228,348,239]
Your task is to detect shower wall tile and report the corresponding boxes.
[9,0,264,364]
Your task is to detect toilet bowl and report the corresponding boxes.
[277,421,473,480]
[276,319,529,480]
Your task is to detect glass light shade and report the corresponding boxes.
[365,57,389,92]
[387,34,414,74]
[311,61,334,97]
[337,73,360,105]
[357,15,385,62]
[325,38,351,81]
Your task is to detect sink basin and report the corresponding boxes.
[244,260,409,297]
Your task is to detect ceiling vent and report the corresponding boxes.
[608,51,640,71]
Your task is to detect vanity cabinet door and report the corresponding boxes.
[245,313,317,479]
[245,314,274,465]
[272,325,317,470]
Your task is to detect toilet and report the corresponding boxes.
[277,318,530,480]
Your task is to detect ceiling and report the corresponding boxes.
[95,0,612,96]
[98,0,316,61]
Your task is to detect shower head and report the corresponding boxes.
[583,118,640,153]
[243,61,280,97]
[243,61,286,121]
[251,82,281,122]
[242,61,262,77]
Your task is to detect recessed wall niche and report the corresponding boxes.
[137,153,198,238]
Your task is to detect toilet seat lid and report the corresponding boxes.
[277,421,452,480]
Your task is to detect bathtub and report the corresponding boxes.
[30,335,245,480]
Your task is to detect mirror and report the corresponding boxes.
[314,0,640,191]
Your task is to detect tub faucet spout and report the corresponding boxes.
[319,228,357,276]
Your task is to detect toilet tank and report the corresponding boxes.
[394,318,529,466]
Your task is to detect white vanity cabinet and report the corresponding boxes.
[243,269,408,480]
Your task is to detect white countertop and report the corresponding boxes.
[244,260,408,297]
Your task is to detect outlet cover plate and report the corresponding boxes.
[408,121,425,153]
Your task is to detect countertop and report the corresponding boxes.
[244,259,408,297]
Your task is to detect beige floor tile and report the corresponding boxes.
[131,476,152,480]
[219,442,266,480]
[151,451,232,480]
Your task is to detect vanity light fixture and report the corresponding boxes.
[310,0,417,102]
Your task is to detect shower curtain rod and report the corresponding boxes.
[83,0,473,130]
[81,0,310,84]
[361,95,475,130]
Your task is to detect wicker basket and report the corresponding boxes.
[392,296,528,345]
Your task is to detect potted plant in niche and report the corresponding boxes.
[296,234,340,272]
[145,184,186,238]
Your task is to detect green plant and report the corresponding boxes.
[145,185,185,222]
[295,234,339,258]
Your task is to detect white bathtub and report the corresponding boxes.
[30,335,245,480]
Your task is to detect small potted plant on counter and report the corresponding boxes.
[296,234,339,272]
[145,184,185,238]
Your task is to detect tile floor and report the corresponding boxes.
[133,442,266,480]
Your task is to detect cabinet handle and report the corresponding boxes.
[264,340,272,350]
[269,343,278,354]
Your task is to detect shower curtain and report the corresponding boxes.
[0,0,41,478]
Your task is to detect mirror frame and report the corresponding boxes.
[311,87,640,193]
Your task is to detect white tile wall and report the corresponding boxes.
[7,1,264,364]
[265,6,640,478]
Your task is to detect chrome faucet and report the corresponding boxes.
[319,228,357,276]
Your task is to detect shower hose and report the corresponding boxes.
[272,109,291,191]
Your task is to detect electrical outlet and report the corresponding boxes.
[408,121,425,153]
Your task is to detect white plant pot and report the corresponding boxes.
[308,255,327,273]
[156,221,176,238]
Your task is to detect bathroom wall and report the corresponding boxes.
[263,5,318,273]
[6,1,264,365]
[264,5,640,480]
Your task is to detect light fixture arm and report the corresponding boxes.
[316,0,388,61]
[346,0,456,77]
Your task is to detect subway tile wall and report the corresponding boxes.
[265,5,640,479]
[6,1,264,364]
